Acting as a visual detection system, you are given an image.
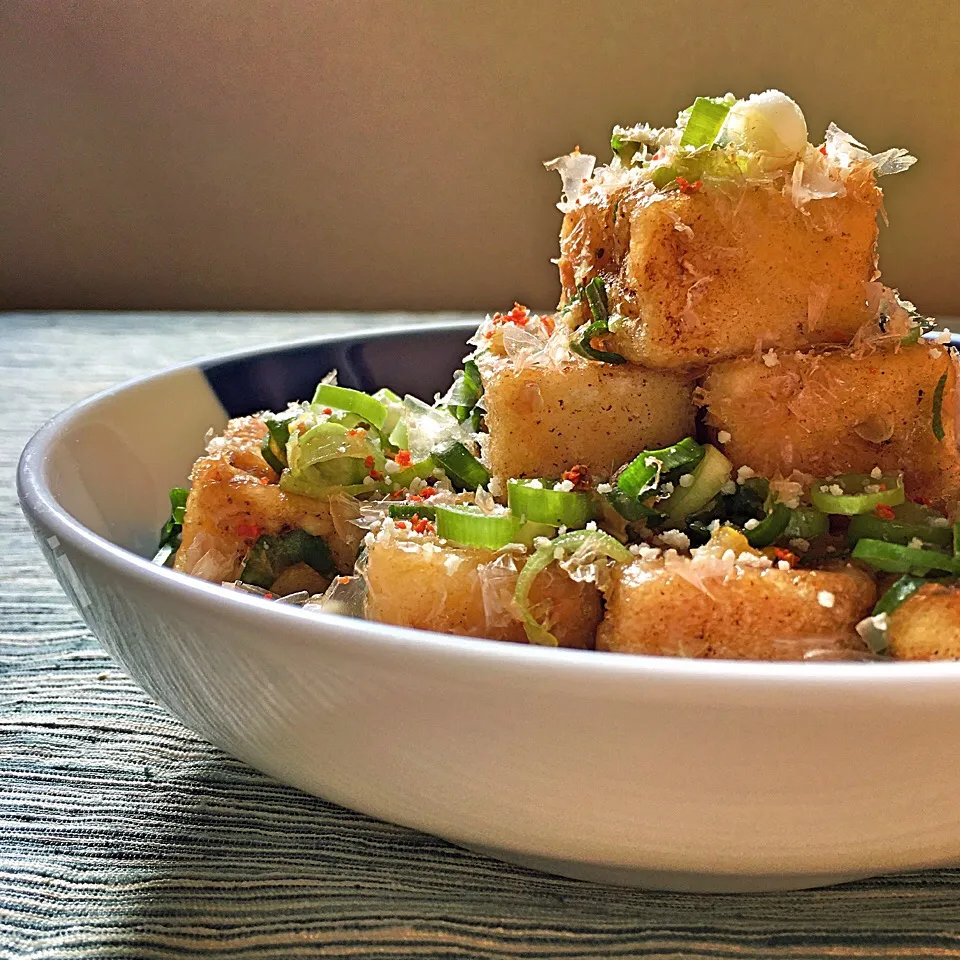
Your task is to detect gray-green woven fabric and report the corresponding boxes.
[4,313,960,960]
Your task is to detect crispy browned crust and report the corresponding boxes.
[558,172,880,369]
[477,351,694,481]
[887,584,960,660]
[700,342,960,510]
[174,416,360,581]
[365,537,603,649]
[597,559,876,660]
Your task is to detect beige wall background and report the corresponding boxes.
[2,0,958,314]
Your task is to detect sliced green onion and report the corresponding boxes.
[932,372,947,442]
[433,440,490,491]
[872,575,928,617]
[390,455,437,489]
[508,480,599,529]
[851,539,959,577]
[570,278,627,364]
[604,489,664,525]
[388,503,437,521]
[281,421,383,498]
[744,503,791,549]
[617,438,704,500]
[810,474,905,516]
[570,321,627,364]
[514,530,632,646]
[240,530,336,589]
[900,316,936,345]
[154,486,189,565]
[661,445,733,524]
[847,501,952,549]
[434,504,552,551]
[438,359,484,425]
[782,507,829,542]
[679,97,731,149]
[611,131,642,165]
[373,388,403,439]
[261,410,299,474]
[583,277,608,324]
[312,384,387,432]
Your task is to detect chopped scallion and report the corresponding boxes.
[744,503,791,549]
[240,530,336,590]
[809,474,905,515]
[932,372,947,442]
[153,487,189,566]
[661,445,733,524]
[514,530,632,646]
[312,384,388,432]
[508,479,599,529]
[851,538,959,577]
[432,440,490,491]
[872,574,928,617]
[679,97,731,150]
[616,438,704,500]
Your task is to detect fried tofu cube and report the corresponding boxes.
[558,173,881,368]
[700,342,960,508]
[364,532,602,648]
[886,584,960,660]
[598,550,876,660]
[477,350,694,482]
[175,416,361,582]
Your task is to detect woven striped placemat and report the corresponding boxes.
[4,313,960,959]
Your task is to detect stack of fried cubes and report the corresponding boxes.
[472,135,960,658]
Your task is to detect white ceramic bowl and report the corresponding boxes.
[18,322,960,893]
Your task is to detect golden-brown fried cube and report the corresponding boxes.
[364,533,602,648]
[700,342,960,509]
[175,416,361,582]
[477,350,694,482]
[558,172,881,368]
[886,584,960,660]
[597,553,876,660]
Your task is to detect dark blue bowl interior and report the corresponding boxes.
[201,323,476,418]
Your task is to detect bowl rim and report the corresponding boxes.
[17,319,960,689]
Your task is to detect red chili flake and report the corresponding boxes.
[540,315,556,336]
[561,464,591,491]
[408,494,423,503]
[237,523,261,539]
[389,489,407,500]
[395,449,412,468]
[874,504,896,520]
[264,593,274,600]
[411,515,435,536]
[676,176,702,195]
[913,496,935,508]
[394,520,408,529]
[819,144,828,156]
[420,487,437,498]
[491,302,531,327]
[322,407,333,415]
[336,575,351,585]
[364,455,375,469]
[259,476,270,485]
[774,547,799,567]
[589,336,607,352]
[369,469,384,482]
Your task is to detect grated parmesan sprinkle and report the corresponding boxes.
[817,590,835,608]
[717,430,732,444]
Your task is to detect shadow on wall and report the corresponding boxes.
[1,0,957,313]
